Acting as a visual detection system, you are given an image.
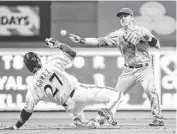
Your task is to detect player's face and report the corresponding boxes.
[119,14,134,27]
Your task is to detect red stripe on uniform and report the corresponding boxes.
[108,92,121,111]
[79,84,115,91]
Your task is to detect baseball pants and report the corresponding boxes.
[115,61,163,120]
[63,83,123,122]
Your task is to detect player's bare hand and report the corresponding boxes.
[4,125,18,130]
[69,34,81,43]
[45,37,61,48]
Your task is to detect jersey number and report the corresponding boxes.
[44,73,63,97]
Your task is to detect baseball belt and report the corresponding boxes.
[124,63,148,68]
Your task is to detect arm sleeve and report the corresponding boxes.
[14,85,40,129]
[96,31,120,47]
[59,43,76,59]
[47,50,73,70]
[97,36,117,47]
[141,27,160,49]
[141,28,153,42]
[24,85,40,113]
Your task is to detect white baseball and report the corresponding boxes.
[60,30,67,36]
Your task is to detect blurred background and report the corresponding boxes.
[0,1,176,111]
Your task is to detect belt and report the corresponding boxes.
[124,63,148,68]
[62,88,76,107]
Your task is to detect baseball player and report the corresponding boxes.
[69,8,164,126]
[4,38,123,130]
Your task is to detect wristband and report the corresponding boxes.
[15,120,23,128]
[148,37,157,47]
[20,109,32,121]
[80,38,86,44]
[55,41,62,48]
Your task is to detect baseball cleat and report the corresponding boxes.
[98,108,117,126]
[149,119,165,126]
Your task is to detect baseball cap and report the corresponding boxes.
[117,8,133,17]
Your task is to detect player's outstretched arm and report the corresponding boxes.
[69,34,99,46]
[4,87,40,130]
[4,109,32,130]
[45,37,76,59]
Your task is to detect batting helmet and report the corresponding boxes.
[24,52,42,73]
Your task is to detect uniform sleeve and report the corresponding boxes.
[141,27,152,40]
[47,51,73,70]
[141,27,160,48]
[97,31,121,47]
[23,85,40,113]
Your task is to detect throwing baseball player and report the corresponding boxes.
[4,38,123,130]
[69,8,164,126]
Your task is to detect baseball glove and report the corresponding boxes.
[45,37,61,48]
[123,30,144,45]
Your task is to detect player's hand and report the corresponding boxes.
[45,37,61,48]
[4,125,18,130]
[69,34,82,43]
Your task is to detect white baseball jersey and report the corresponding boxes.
[24,51,78,112]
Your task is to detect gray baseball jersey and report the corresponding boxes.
[97,25,159,65]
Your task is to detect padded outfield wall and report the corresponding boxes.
[0,48,176,111]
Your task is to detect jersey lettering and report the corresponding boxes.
[36,69,51,87]
[44,73,63,97]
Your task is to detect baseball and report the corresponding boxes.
[60,30,67,36]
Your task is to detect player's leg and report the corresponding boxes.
[72,83,118,125]
[92,87,123,125]
[72,110,99,129]
[64,89,101,129]
[113,67,136,113]
[137,63,164,126]
[64,100,92,128]
[69,68,136,126]
[71,105,100,129]
[115,67,137,93]
[95,67,136,125]
[77,83,126,125]
[144,90,164,126]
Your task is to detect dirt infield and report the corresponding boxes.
[0,111,176,134]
